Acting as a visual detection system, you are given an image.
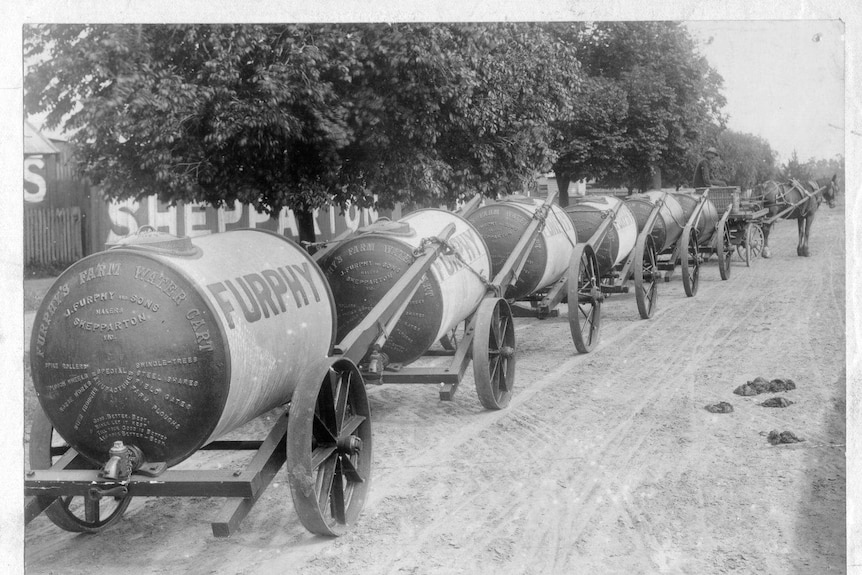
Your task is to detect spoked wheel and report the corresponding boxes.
[472,297,516,410]
[287,357,371,536]
[680,227,700,297]
[717,222,733,280]
[743,223,764,266]
[633,235,659,320]
[567,244,602,353]
[28,407,132,533]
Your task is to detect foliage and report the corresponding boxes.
[806,155,845,190]
[715,130,778,188]
[552,22,727,193]
[781,150,814,183]
[24,24,583,239]
[550,76,629,197]
[784,153,844,191]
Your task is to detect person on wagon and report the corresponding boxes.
[693,147,726,188]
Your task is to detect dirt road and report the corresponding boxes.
[22,202,847,574]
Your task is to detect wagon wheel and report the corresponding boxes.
[744,223,764,266]
[633,235,659,320]
[567,244,602,353]
[680,227,700,297]
[717,221,733,280]
[472,297,516,410]
[28,407,132,533]
[287,357,371,536]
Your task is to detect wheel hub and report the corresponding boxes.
[337,435,363,455]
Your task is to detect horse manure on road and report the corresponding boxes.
[704,401,734,413]
[760,397,794,408]
[767,430,805,445]
[733,376,797,396]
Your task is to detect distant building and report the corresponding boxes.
[536,173,587,198]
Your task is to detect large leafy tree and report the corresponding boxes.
[24,24,582,240]
[715,130,778,188]
[550,76,629,205]
[552,22,726,197]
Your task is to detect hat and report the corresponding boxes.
[705,147,719,156]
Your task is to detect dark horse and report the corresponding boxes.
[753,175,839,258]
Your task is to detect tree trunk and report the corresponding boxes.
[649,163,662,190]
[296,208,316,250]
[557,176,571,207]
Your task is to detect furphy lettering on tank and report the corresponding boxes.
[432,229,486,280]
[206,262,323,329]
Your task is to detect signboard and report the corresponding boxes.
[101,195,401,249]
[24,155,50,203]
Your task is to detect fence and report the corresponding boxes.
[24,207,83,267]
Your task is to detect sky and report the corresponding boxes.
[685,20,845,164]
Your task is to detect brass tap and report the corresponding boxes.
[99,441,142,481]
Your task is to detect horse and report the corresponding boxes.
[752,174,838,258]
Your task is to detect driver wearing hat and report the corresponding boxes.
[693,147,726,188]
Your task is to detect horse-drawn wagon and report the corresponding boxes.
[754,176,839,258]
[690,186,769,268]
[623,190,714,297]
[511,194,660,353]
[313,198,525,410]
[464,190,670,353]
[24,213,505,538]
[467,192,610,348]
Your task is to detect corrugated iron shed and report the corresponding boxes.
[25,121,60,155]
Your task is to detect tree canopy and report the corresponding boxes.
[26,22,737,239]
[24,23,583,240]
[551,22,727,195]
[714,130,777,188]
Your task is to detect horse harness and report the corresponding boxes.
[765,179,826,219]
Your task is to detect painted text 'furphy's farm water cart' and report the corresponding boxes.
[24,223,471,538]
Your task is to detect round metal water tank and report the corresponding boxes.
[319,209,491,365]
[624,191,686,252]
[467,196,578,300]
[30,229,335,468]
[564,196,638,271]
[672,192,719,245]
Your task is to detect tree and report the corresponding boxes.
[781,150,813,182]
[716,130,778,188]
[552,22,726,196]
[550,76,629,205]
[800,154,844,189]
[24,24,583,241]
